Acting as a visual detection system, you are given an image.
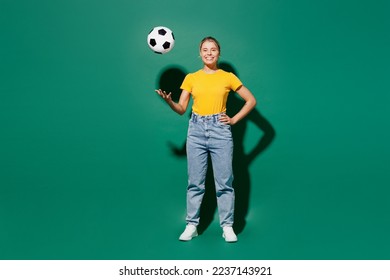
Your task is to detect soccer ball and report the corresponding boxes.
[147,26,175,54]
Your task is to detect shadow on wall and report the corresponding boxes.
[157,65,187,103]
[157,62,276,234]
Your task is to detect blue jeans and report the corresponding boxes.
[186,112,235,227]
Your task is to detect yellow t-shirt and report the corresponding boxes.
[180,69,242,116]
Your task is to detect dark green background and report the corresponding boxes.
[1,0,389,259]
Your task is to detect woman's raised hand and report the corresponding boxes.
[155,89,173,104]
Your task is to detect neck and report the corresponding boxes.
[203,64,218,73]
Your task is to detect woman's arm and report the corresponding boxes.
[155,89,191,115]
[220,85,257,125]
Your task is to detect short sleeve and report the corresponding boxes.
[229,72,242,91]
[180,73,192,92]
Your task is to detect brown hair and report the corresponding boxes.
[199,36,221,53]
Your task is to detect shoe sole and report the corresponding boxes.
[179,233,198,241]
[222,233,238,243]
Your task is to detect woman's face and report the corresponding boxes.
[200,40,220,67]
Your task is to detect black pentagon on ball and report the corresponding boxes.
[158,28,167,36]
[149,38,157,47]
[162,41,171,49]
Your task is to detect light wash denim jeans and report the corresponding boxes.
[186,112,235,227]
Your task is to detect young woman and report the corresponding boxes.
[156,37,256,242]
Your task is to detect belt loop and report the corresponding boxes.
[191,112,198,123]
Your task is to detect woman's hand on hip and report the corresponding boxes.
[219,113,236,125]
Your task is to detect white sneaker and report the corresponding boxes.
[222,226,238,242]
[179,225,198,241]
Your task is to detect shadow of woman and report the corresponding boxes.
[157,63,276,235]
[157,65,187,103]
